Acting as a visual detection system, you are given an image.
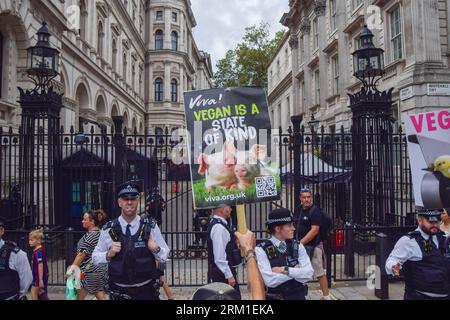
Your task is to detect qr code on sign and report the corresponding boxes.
[255,176,277,198]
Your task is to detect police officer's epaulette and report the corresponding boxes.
[4,241,20,253]
[102,218,119,230]
[407,231,421,239]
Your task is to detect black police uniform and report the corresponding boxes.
[104,215,161,300]
[206,217,241,294]
[258,238,308,300]
[402,230,449,300]
[0,241,21,300]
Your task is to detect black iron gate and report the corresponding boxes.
[0,118,415,285]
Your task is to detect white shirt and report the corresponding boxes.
[255,236,314,288]
[210,215,233,279]
[92,215,170,266]
[385,227,447,297]
[0,239,33,296]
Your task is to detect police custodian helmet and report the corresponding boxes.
[265,208,294,227]
[116,181,141,199]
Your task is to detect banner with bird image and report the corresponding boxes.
[182,87,281,209]
[404,110,450,210]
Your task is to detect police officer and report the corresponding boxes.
[207,204,242,298]
[255,208,314,300]
[92,181,170,300]
[386,210,449,300]
[146,186,166,226]
[0,220,33,300]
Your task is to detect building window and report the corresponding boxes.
[80,0,88,40]
[332,55,339,94]
[172,12,177,22]
[330,0,337,31]
[123,52,127,81]
[171,79,178,102]
[315,70,320,105]
[139,70,143,96]
[277,59,280,76]
[171,31,178,51]
[352,0,363,11]
[313,18,319,50]
[155,78,164,101]
[156,10,163,21]
[286,96,290,127]
[97,21,104,57]
[301,81,306,108]
[390,6,403,61]
[300,36,304,63]
[0,32,3,99]
[112,39,118,71]
[155,30,163,49]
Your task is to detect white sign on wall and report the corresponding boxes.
[400,86,414,101]
[427,83,450,96]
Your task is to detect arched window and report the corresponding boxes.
[155,30,163,49]
[80,0,88,40]
[123,52,127,81]
[171,79,178,102]
[171,31,178,51]
[97,21,104,57]
[112,39,117,71]
[155,78,163,101]
[155,127,164,139]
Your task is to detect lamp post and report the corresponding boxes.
[19,22,63,228]
[348,25,394,226]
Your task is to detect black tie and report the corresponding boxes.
[126,224,132,237]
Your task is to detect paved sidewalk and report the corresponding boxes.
[27,280,405,300]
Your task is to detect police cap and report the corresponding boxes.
[266,208,293,226]
[116,181,141,199]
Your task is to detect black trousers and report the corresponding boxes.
[266,284,308,301]
[109,281,160,300]
[209,267,241,300]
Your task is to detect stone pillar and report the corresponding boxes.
[410,0,441,63]
[289,32,300,116]
[164,8,171,49]
[164,61,170,102]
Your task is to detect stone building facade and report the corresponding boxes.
[269,0,450,132]
[0,0,212,134]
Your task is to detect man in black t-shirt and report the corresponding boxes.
[295,188,335,300]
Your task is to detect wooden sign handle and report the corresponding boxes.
[236,204,248,233]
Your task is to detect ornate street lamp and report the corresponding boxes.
[352,25,384,91]
[307,113,320,132]
[19,22,63,228]
[26,22,60,92]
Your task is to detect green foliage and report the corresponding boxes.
[214,23,286,89]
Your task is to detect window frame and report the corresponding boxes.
[171,31,178,51]
[315,70,320,105]
[171,79,178,102]
[330,0,337,32]
[155,30,164,50]
[332,54,340,95]
[389,6,403,62]
[172,12,177,22]
[155,78,164,101]
[156,10,163,21]
[313,18,319,50]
